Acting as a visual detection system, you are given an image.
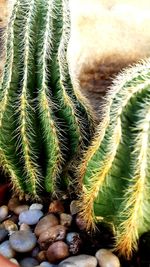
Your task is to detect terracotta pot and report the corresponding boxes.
[0,255,18,266]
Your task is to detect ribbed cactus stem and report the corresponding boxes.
[78,59,150,258]
[0,0,25,194]
[49,0,82,159]
[59,0,96,143]
[116,102,150,259]
[19,0,41,197]
[37,0,62,193]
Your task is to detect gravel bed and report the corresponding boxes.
[0,197,148,267]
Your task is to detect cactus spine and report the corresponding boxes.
[0,0,95,197]
[78,59,150,258]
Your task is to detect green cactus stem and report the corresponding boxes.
[78,59,150,258]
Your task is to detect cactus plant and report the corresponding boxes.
[0,0,95,198]
[77,59,150,259]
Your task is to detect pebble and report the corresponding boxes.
[38,225,67,249]
[31,246,40,258]
[35,214,59,237]
[19,209,43,225]
[10,258,19,265]
[14,205,29,215]
[19,257,39,267]
[95,249,120,267]
[20,223,31,231]
[9,230,37,253]
[8,198,21,212]
[58,255,97,267]
[49,200,65,214]
[3,219,18,234]
[36,250,47,262]
[75,214,86,231]
[46,241,69,263]
[66,232,82,254]
[0,226,8,242]
[70,201,79,215]
[30,203,43,210]
[60,213,72,228]
[40,262,58,267]
[0,205,8,222]
[0,240,16,258]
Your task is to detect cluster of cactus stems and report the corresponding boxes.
[77,59,150,259]
[0,0,95,198]
[2,0,150,260]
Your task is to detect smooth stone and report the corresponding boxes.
[31,246,40,258]
[14,205,29,215]
[3,219,18,234]
[10,258,19,265]
[95,249,120,267]
[20,223,31,231]
[66,232,82,254]
[19,209,43,225]
[58,255,97,267]
[19,257,39,267]
[40,262,58,267]
[46,241,69,263]
[0,205,8,222]
[49,201,65,214]
[35,214,59,237]
[38,225,67,250]
[9,230,37,253]
[30,203,43,210]
[0,240,16,258]
[0,227,8,242]
[8,198,21,212]
[36,251,47,262]
[60,213,72,228]
[70,201,79,215]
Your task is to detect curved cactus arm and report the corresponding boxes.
[115,99,150,259]
[58,0,96,143]
[78,59,150,230]
[37,0,63,193]
[17,0,42,197]
[48,0,82,160]
[0,0,26,195]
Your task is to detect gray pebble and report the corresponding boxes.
[95,249,120,267]
[70,201,79,215]
[19,257,39,267]
[0,227,8,242]
[0,205,8,222]
[0,240,16,258]
[9,230,37,253]
[19,209,43,225]
[40,262,58,267]
[14,205,29,215]
[58,255,97,267]
[30,203,43,210]
[20,223,31,231]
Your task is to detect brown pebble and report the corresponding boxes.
[14,205,29,215]
[8,198,21,212]
[34,214,59,237]
[36,250,47,262]
[38,225,67,250]
[95,249,120,267]
[60,213,72,228]
[46,241,69,263]
[3,220,18,233]
[48,200,65,213]
[75,214,86,231]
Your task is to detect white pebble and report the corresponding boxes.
[0,206,8,222]
[95,249,120,267]
[30,203,43,210]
